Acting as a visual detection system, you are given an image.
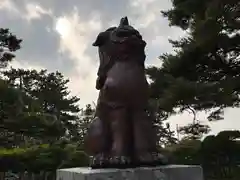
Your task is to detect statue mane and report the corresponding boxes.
[93,16,146,86]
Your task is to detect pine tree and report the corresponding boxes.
[0,28,25,147]
[147,99,177,146]
[147,0,240,122]
[3,69,81,143]
[77,104,95,147]
[0,28,22,68]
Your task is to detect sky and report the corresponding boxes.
[0,0,239,136]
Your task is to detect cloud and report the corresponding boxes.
[0,0,52,21]
[9,60,44,71]
[24,3,52,22]
[0,0,17,12]
[55,9,101,74]
[54,9,102,106]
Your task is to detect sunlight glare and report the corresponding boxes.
[55,18,70,38]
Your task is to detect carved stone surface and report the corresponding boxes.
[57,165,204,180]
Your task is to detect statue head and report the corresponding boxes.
[92,16,144,47]
[92,16,146,72]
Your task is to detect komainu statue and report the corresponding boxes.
[85,17,167,169]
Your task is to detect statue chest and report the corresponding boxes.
[99,61,149,106]
[105,61,148,89]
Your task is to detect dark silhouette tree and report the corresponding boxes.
[147,0,240,120]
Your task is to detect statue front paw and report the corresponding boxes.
[90,154,110,169]
[90,155,134,169]
[135,152,168,167]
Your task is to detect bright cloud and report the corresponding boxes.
[54,9,102,106]
[0,0,19,15]
[24,3,52,22]
[9,60,44,71]
[0,1,52,21]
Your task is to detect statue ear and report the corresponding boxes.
[92,32,106,46]
[93,27,117,46]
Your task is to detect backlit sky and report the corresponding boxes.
[0,0,239,136]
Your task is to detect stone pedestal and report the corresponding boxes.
[57,165,204,180]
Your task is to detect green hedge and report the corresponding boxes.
[0,144,89,172]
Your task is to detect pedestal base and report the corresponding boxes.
[57,165,204,180]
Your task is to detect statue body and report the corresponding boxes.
[85,17,166,168]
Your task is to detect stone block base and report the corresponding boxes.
[57,165,203,180]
